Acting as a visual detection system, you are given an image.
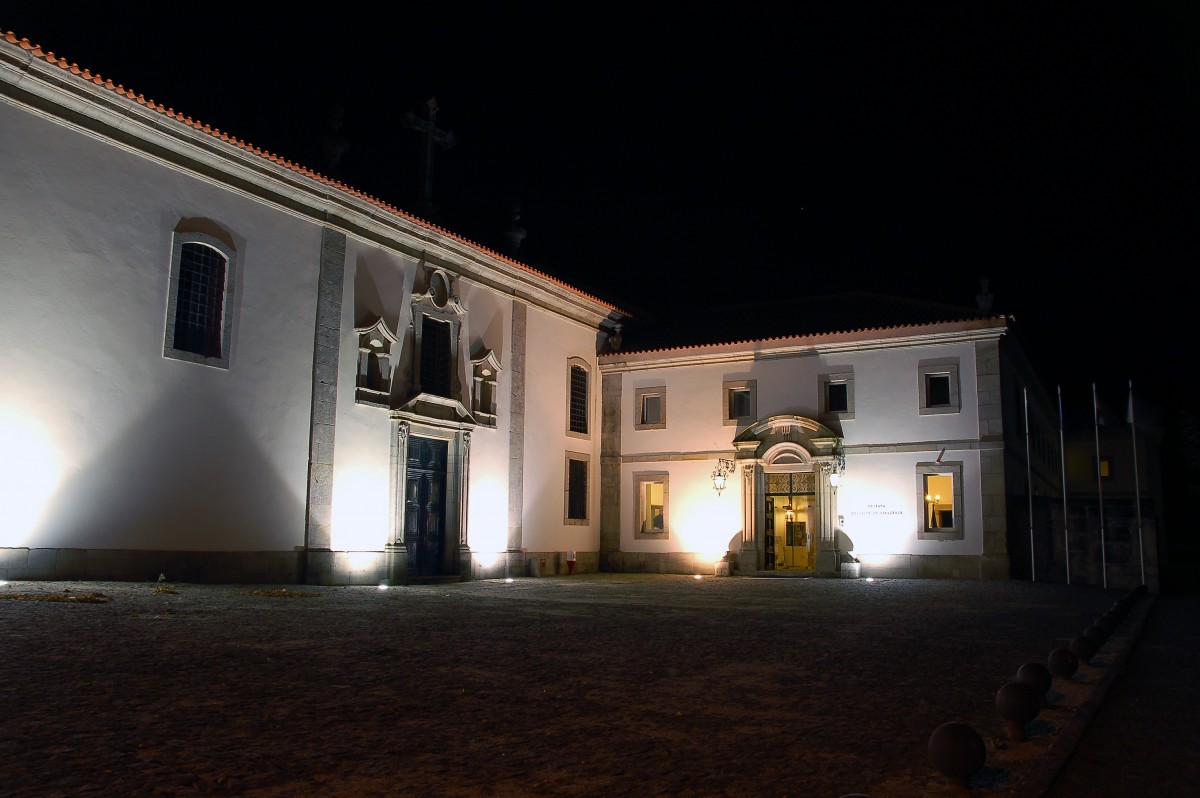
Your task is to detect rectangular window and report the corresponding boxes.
[926,374,951,407]
[568,362,589,436]
[828,383,848,412]
[723,379,757,426]
[420,317,452,397]
[635,472,669,538]
[1094,457,1113,480]
[164,233,237,369]
[820,371,854,419]
[565,454,589,523]
[173,243,225,357]
[918,359,961,415]
[635,387,667,430]
[917,461,964,540]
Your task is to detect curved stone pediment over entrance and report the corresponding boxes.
[732,414,841,462]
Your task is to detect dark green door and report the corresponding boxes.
[405,437,450,577]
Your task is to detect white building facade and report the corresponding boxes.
[599,321,1015,580]
[0,34,622,585]
[2,32,1058,585]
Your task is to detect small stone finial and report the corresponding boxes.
[975,278,993,312]
[504,202,527,253]
[608,323,623,352]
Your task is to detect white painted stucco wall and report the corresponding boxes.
[1,100,321,551]
[520,305,602,554]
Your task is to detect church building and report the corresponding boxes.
[1,31,1065,585]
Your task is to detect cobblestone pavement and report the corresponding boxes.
[0,574,1155,797]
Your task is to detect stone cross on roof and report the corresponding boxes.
[404,97,456,220]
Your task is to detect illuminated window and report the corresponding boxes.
[565,452,589,524]
[163,233,236,368]
[918,359,961,415]
[567,359,590,437]
[1094,457,1113,480]
[635,387,667,430]
[820,371,854,419]
[723,379,757,426]
[635,472,669,538]
[917,461,963,540]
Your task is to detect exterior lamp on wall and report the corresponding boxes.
[829,471,841,495]
[712,458,736,496]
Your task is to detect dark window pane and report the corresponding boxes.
[927,374,951,406]
[730,388,750,418]
[421,318,452,397]
[567,458,588,519]
[828,383,848,413]
[642,395,662,424]
[173,243,225,357]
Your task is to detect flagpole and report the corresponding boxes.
[1058,385,1069,585]
[1129,380,1145,586]
[1024,386,1035,581]
[1093,382,1107,589]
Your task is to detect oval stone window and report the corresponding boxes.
[431,272,449,308]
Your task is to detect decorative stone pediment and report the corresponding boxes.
[732,414,841,461]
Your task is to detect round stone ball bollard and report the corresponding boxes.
[1071,634,1099,664]
[996,681,1041,742]
[1084,623,1109,646]
[928,722,987,793]
[1048,648,1080,679]
[1016,661,1053,700]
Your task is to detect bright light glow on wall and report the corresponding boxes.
[838,480,915,554]
[331,467,389,551]
[0,411,64,547]
[467,476,508,554]
[671,480,741,560]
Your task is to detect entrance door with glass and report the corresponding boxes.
[765,471,817,571]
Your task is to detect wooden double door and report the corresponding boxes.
[404,437,454,577]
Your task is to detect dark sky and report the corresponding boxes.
[5,6,1195,420]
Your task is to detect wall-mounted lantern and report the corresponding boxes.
[712,458,736,496]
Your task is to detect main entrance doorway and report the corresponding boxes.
[404,437,452,578]
[765,472,815,571]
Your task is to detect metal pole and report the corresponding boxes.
[1129,380,1145,586]
[1024,386,1035,581]
[1093,383,1106,589]
[1058,385,1069,585]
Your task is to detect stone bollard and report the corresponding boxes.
[1016,661,1053,701]
[1070,634,1099,664]
[1084,623,1109,647]
[928,722,986,794]
[996,681,1041,742]
[1048,648,1080,679]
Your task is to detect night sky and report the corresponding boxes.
[4,6,1195,421]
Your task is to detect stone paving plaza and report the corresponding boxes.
[0,574,1147,797]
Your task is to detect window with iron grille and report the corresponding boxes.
[566,454,588,523]
[173,243,225,357]
[568,363,589,435]
[421,317,452,398]
[164,232,236,369]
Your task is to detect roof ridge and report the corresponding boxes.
[1,29,626,316]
